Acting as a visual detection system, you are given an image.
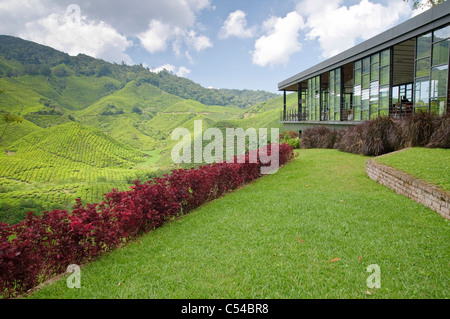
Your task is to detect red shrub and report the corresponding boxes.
[0,143,294,298]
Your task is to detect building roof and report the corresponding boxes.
[278,1,450,91]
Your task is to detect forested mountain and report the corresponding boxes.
[0,34,290,224]
[0,35,278,108]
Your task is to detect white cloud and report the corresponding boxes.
[138,20,180,54]
[219,10,256,39]
[19,6,133,64]
[177,66,192,77]
[150,64,191,77]
[297,0,412,59]
[0,0,213,64]
[0,0,56,35]
[252,12,305,67]
[61,0,213,35]
[138,19,212,57]
[186,30,213,52]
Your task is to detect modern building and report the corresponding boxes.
[279,1,450,132]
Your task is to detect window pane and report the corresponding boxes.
[354,105,361,121]
[330,83,335,108]
[432,40,449,66]
[417,33,432,59]
[330,75,335,93]
[433,25,450,42]
[392,86,399,104]
[415,106,428,113]
[371,63,379,81]
[380,86,389,108]
[335,68,341,83]
[430,98,447,115]
[335,80,341,94]
[380,49,390,66]
[335,98,340,121]
[379,109,389,117]
[362,110,369,121]
[431,65,448,98]
[353,84,361,97]
[371,53,379,64]
[370,104,378,119]
[415,58,430,77]
[355,60,361,69]
[406,84,413,101]
[370,81,379,102]
[362,74,370,89]
[380,66,390,86]
[414,78,429,107]
[354,68,361,85]
[363,57,370,74]
[362,88,369,101]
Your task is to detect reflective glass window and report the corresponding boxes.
[416,58,430,77]
[371,53,379,64]
[363,57,370,74]
[414,78,430,107]
[417,33,432,59]
[362,74,370,89]
[370,81,379,102]
[380,49,390,67]
[433,25,450,42]
[354,68,361,85]
[432,40,449,66]
[371,63,379,81]
[380,66,390,86]
[379,86,389,109]
[431,65,448,98]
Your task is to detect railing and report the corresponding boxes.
[280,109,308,122]
[389,103,413,119]
[281,103,415,122]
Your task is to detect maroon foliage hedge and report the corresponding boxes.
[0,143,293,298]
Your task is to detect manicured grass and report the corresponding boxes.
[27,150,449,299]
[376,148,450,191]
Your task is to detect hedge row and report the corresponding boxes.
[300,112,450,156]
[0,143,294,298]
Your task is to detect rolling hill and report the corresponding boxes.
[0,34,289,224]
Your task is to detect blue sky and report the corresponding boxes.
[0,0,432,93]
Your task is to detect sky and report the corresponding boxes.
[0,0,433,93]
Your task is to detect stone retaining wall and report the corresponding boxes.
[366,157,450,220]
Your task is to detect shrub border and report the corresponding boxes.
[366,149,450,220]
[0,143,294,298]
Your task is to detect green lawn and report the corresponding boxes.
[27,149,450,299]
[375,148,450,191]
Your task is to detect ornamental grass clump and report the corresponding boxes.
[302,112,449,156]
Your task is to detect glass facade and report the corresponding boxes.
[414,25,450,115]
[306,76,321,121]
[329,69,341,121]
[430,25,450,115]
[352,49,390,120]
[283,23,450,122]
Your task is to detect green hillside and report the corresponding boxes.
[0,122,157,224]
[0,35,285,225]
[216,93,296,131]
[0,35,278,108]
